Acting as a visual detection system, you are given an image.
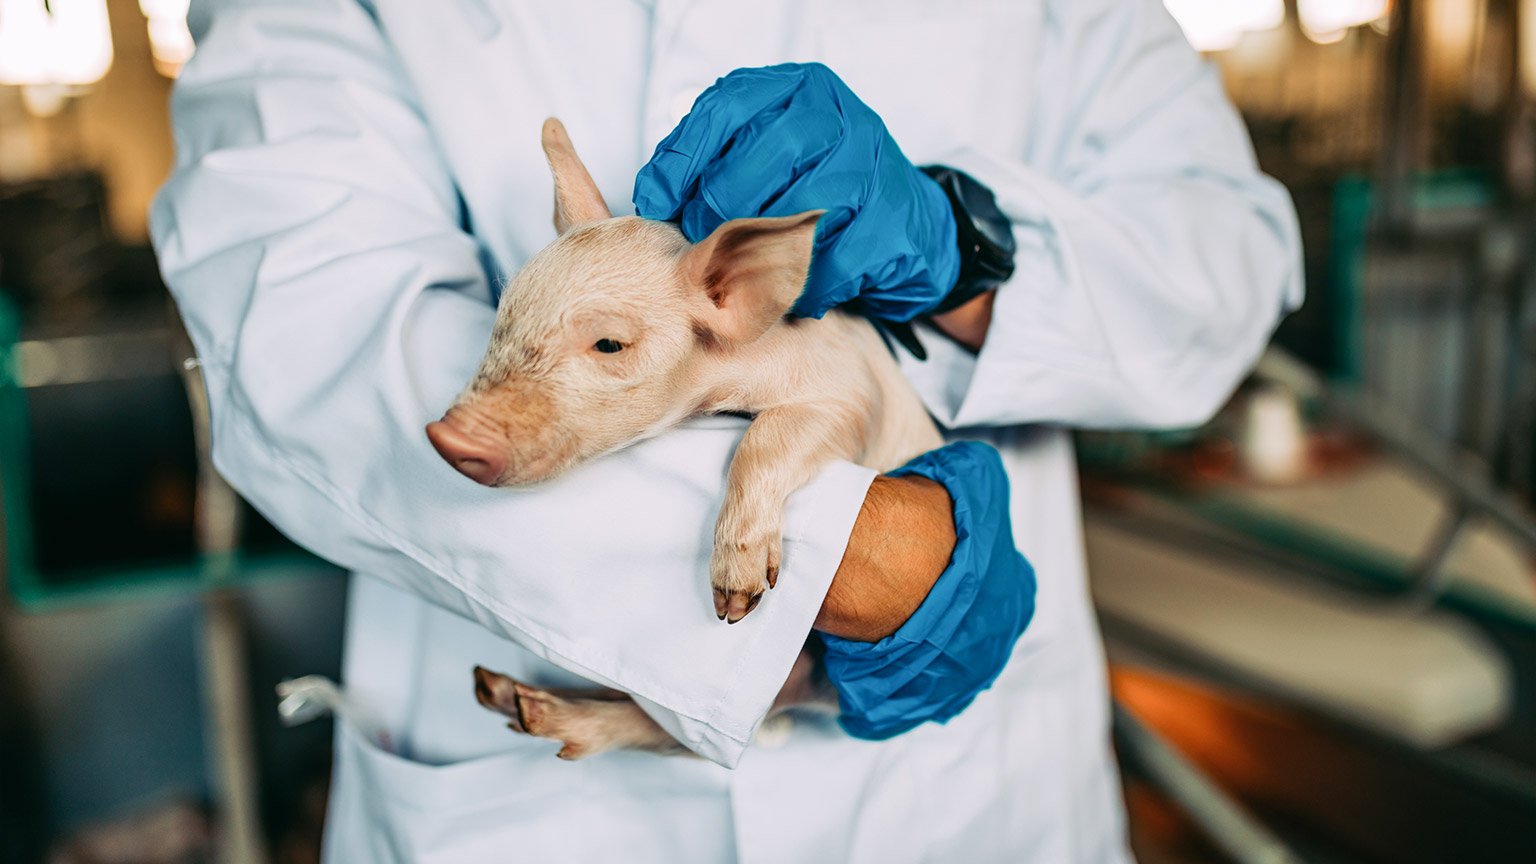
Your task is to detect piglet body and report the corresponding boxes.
[429,119,942,758]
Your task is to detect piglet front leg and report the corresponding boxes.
[712,403,865,622]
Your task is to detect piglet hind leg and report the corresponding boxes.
[472,667,689,760]
[712,403,865,622]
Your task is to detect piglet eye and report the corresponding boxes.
[594,338,624,354]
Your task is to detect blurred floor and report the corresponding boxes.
[1113,663,1535,864]
[0,566,345,862]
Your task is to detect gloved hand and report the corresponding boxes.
[632,63,959,322]
[819,441,1036,741]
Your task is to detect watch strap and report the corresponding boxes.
[920,165,1016,315]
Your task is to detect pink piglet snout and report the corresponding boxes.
[426,418,508,486]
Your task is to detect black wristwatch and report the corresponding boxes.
[921,165,1016,313]
[879,166,1016,359]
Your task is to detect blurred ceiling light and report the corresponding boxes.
[140,0,193,77]
[0,0,114,87]
[1163,0,1285,53]
[1524,0,1536,94]
[1426,0,1478,68]
[1240,0,1286,31]
[20,82,70,118]
[1298,0,1390,43]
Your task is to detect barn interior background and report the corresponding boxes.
[0,2,1532,863]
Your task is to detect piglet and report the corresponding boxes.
[428,119,943,758]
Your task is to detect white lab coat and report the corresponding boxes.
[151,0,1302,861]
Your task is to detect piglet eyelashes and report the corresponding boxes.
[594,339,625,354]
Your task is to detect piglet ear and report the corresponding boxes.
[682,211,824,345]
[542,118,612,233]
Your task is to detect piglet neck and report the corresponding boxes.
[686,323,802,415]
[681,327,780,412]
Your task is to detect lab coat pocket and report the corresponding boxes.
[325,718,569,863]
[325,713,737,863]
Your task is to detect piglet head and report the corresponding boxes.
[426,118,822,487]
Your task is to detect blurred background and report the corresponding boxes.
[0,1,1532,863]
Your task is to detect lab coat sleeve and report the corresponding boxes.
[896,0,1304,430]
[150,0,874,768]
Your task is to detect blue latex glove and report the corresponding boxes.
[820,441,1037,741]
[633,63,959,322]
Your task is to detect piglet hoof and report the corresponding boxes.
[719,589,765,624]
[511,684,603,760]
[710,533,782,623]
[473,665,526,732]
[471,667,615,760]
[712,586,763,622]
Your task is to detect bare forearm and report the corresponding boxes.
[929,289,995,352]
[814,474,956,642]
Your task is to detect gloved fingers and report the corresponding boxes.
[790,224,869,318]
[747,102,890,317]
[632,65,809,221]
[675,72,852,244]
[815,161,958,321]
[676,196,729,244]
[635,62,959,322]
[796,202,946,321]
[692,79,847,222]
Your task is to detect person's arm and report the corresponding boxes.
[815,474,954,641]
[929,292,995,354]
[153,0,927,768]
[898,0,1303,429]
